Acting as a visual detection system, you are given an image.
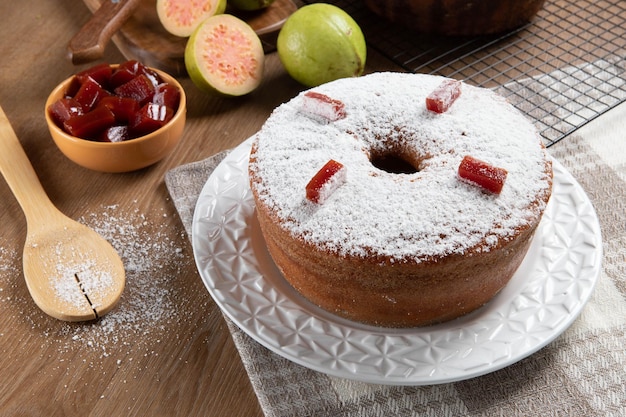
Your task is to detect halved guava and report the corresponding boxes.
[184,14,265,96]
[157,0,227,38]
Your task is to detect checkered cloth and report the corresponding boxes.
[165,101,625,417]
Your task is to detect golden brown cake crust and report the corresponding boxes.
[362,0,546,36]
[249,73,553,328]
[252,152,547,327]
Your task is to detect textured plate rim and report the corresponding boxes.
[191,137,602,385]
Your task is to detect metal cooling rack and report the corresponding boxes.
[311,0,626,147]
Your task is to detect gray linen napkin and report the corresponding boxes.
[165,77,626,415]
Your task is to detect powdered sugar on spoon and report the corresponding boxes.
[0,106,125,321]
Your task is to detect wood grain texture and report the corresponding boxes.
[0,2,276,416]
[0,1,399,415]
[79,0,297,74]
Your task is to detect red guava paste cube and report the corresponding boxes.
[152,83,180,111]
[301,91,346,121]
[114,74,156,106]
[110,60,143,87]
[76,63,112,89]
[426,79,462,114]
[63,105,116,140]
[48,97,83,127]
[306,159,347,204]
[458,155,508,194]
[64,76,83,98]
[110,60,161,88]
[130,103,173,136]
[73,77,111,111]
[100,125,130,142]
[98,96,140,124]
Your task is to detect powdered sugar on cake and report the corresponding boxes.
[249,73,552,262]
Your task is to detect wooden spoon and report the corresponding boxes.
[0,106,125,321]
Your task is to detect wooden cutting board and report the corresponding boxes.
[79,0,297,75]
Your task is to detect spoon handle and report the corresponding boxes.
[0,106,62,226]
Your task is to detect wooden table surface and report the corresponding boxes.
[0,1,401,415]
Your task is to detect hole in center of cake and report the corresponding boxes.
[370,152,420,174]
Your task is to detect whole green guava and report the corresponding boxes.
[277,4,367,87]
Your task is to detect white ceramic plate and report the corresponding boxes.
[192,138,602,385]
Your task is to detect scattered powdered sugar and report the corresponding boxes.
[0,245,20,307]
[0,245,19,274]
[58,204,189,351]
[0,202,202,360]
[250,72,553,262]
